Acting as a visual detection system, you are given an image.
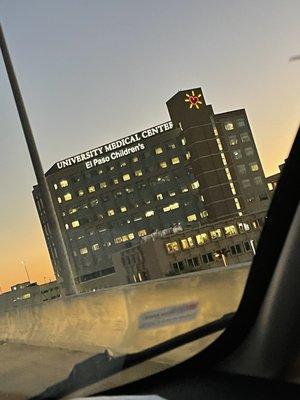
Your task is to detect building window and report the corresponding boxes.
[160,161,167,168]
[156,193,163,200]
[245,147,254,156]
[240,132,250,142]
[237,164,246,175]
[57,197,62,204]
[229,135,238,146]
[114,237,122,244]
[186,151,191,160]
[155,147,163,155]
[65,224,69,230]
[196,233,209,245]
[92,243,100,251]
[200,210,208,218]
[138,229,147,237]
[53,183,58,190]
[187,214,197,222]
[169,191,176,197]
[100,182,107,189]
[120,161,127,167]
[233,149,242,160]
[181,137,186,145]
[166,241,179,253]
[268,182,274,191]
[60,179,68,188]
[202,252,213,263]
[64,193,72,201]
[72,220,80,228]
[132,156,139,163]
[181,237,194,250]
[173,261,185,272]
[234,198,241,210]
[122,174,131,181]
[250,163,259,172]
[224,122,234,131]
[145,210,154,217]
[210,229,222,240]
[168,143,176,149]
[244,241,251,252]
[107,209,115,216]
[171,156,180,165]
[120,206,127,213]
[78,189,84,197]
[254,176,263,185]
[230,244,243,255]
[135,169,143,177]
[191,180,200,189]
[181,187,189,193]
[236,118,245,127]
[242,179,251,188]
[88,185,96,193]
[113,178,119,185]
[224,225,237,237]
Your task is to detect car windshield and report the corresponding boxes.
[0,1,299,399]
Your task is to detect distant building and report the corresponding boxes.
[0,281,62,312]
[33,86,270,290]
[266,161,285,193]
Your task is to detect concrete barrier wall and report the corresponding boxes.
[0,264,250,354]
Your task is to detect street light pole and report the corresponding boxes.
[0,23,77,295]
[21,260,31,282]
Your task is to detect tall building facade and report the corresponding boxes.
[33,87,270,288]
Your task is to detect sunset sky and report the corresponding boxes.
[0,0,299,292]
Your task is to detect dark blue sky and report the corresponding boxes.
[0,0,299,289]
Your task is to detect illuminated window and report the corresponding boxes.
[196,233,209,245]
[72,220,80,228]
[168,143,176,149]
[171,156,180,165]
[90,199,99,207]
[268,182,274,191]
[186,151,191,160]
[53,183,58,190]
[250,163,259,172]
[100,182,107,189]
[187,214,197,222]
[135,169,143,177]
[60,179,68,188]
[241,132,250,142]
[181,187,188,193]
[160,161,167,168]
[169,191,176,197]
[181,237,194,250]
[78,189,84,197]
[120,206,127,213]
[229,135,238,146]
[65,224,69,230]
[191,180,200,189]
[156,193,163,200]
[224,122,234,130]
[138,229,147,237]
[254,176,263,185]
[120,161,127,167]
[114,237,122,244]
[245,147,254,156]
[132,156,139,163]
[163,205,170,212]
[155,147,163,155]
[69,208,77,214]
[237,164,246,175]
[170,202,179,210]
[242,179,251,188]
[57,197,62,204]
[210,229,222,240]
[236,118,245,127]
[200,210,208,218]
[234,198,241,209]
[230,183,236,195]
[181,137,186,145]
[64,193,72,201]
[145,210,154,217]
[122,235,129,242]
[107,209,115,216]
[166,241,179,253]
[88,186,96,193]
[224,225,237,237]
[128,233,135,240]
[225,167,232,180]
[123,174,131,181]
[233,150,242,160]
[92,243,100,251]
